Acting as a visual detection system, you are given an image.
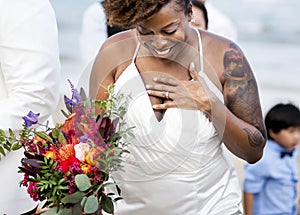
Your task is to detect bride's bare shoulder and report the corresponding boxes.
[99,29,138,59]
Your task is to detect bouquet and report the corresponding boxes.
[0,82,133,214]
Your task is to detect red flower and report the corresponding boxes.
[60,156,80,173]
[67,130,79,145]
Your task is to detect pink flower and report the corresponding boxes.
[27,182,40,201]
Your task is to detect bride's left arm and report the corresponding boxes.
[214,42,266,163]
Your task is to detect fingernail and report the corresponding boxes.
[147,90,152,94]
[153,77,158,81]
[145,84,150,89]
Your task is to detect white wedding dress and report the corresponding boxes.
[110,29,243,214]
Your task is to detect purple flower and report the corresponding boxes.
[65,80,81,107]
[22,111,40,128]
[65,89,81,106]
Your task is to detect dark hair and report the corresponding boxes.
[102,0,191,29]
[265,103,300,140]
[191,0,208,29]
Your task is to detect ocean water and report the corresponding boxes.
[50,0,300,112]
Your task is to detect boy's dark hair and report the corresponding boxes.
[265,103,300,140]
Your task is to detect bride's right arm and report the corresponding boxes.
[89,41,116,101]
[89,30,137,101]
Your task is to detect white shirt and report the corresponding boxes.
[0,0,60,213]
[206,2,238,41]
[79,2,107,68]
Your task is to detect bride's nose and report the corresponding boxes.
[151,36,168,50]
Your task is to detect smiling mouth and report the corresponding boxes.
[153,48,172,56]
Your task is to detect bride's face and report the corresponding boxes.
[136,1,193,60]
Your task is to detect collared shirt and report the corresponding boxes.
[244,140,298,215]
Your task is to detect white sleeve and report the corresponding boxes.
[79,2,108,67]
[0,0,60,132]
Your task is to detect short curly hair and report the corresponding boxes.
[102,0,191,29]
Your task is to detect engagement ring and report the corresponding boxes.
[165,91,169,99]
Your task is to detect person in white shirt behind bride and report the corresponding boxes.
[0,0,60,213]
[197,0,238,41]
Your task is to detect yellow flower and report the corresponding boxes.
[45,151,57,159]
[85,148,99,166]
[81,163,91,174]
[33,135,47,145]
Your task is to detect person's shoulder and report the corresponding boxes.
[94,29,138,73]
[100,29,137,53]
[199,29,240,71]
[200,29,238,49]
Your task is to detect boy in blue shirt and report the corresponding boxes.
[243,103,300,215]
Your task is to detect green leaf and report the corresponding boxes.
[0,129,6,137]
[8,128,15,139]
[81,196,87,207]
[12,143,22,151]
[83,195,99,214]
[35,131,54,144]
[116,184,122,196]
[42,207,59,215]
[57,208,73,215]
[61,191,85,204]
[51,128,59,139]
[75,174,91,192]
[113,197,123,202]
[58,131,67,145]
[40,206,71,215]
[72,202,83,215]
[0,146,5,156]
[101,194,114,214]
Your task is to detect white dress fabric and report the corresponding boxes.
[0,0,60,213]
[111,30,243,214]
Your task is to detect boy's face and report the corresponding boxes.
[270,126,300,150]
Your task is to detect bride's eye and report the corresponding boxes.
[164,28,177,35]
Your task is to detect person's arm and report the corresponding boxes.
[243,191,254,215]
[89,30,137,102]
[0,0,60,132]
[217,42,266,163]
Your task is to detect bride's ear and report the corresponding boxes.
[188,3,193,22]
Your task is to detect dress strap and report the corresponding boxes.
[132,41,141,63]
[194,28,204,74]
[193,28,224,102]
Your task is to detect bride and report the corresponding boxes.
[89,0,266,214]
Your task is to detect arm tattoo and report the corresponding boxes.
[223,43,265,147]
[243,128,265,148]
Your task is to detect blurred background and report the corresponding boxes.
[51,0,300,116]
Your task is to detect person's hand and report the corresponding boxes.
[146,62,216,117]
